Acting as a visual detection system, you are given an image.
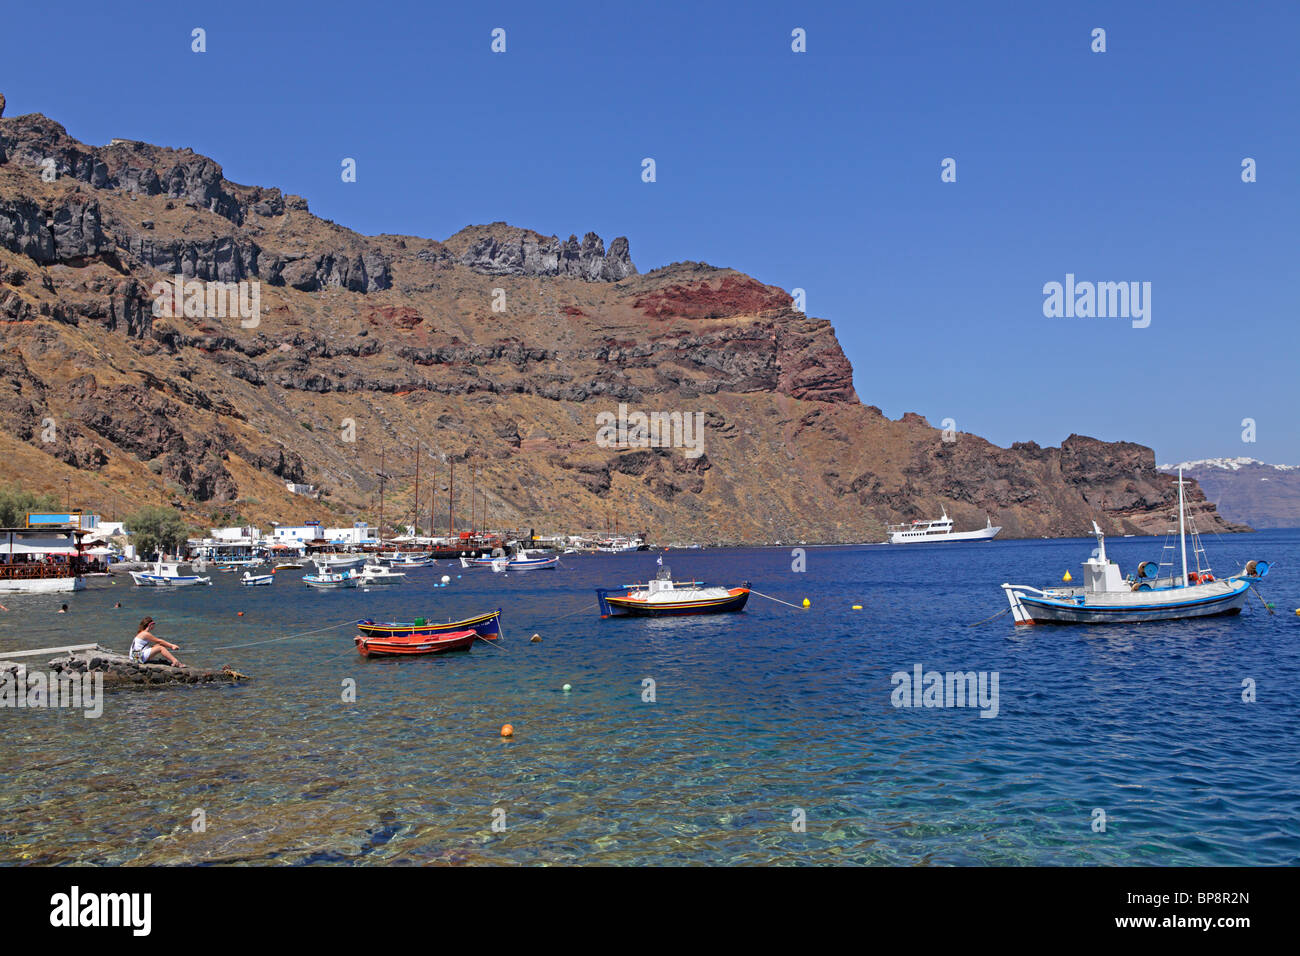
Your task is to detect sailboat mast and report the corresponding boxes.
[1178,467,1189,587]
[449,462,455,537]
[413,441,420,539]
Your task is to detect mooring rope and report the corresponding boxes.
[967,606,1013,626]
[749,589,807,611]
[213,618,357,651]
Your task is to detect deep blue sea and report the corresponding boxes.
[3,531,1298,865]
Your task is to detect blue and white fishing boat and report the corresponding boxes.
[303,569,361,589]
[504,549,559,571]
[129,561,212,587]
[1001,469,1268,624]
[240,571,275,586]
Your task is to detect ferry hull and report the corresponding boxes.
[888,526,1001,545]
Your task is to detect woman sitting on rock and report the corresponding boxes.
[129,617,185,667]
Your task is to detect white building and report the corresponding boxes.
[322,522,376,546]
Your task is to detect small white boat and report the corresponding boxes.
[130,562,212,587]
[241,572,274,587]
[388,553,433,569]
[303,569,361,589]
[358,563,406,585]
[311,554,366,573]
[887,510,1000,544]
[506,549,559,571]
[1001,469,1268,625]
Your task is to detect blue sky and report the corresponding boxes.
[4,0,1297,463]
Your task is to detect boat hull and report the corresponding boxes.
[597,588,750,617]
[888,526,1001,545]
[1004,579,1254,624]
[0,575,85,593]
[354,629,476,657]
[130,572,211,587]
[357,608,503,640]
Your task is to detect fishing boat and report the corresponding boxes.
[887,510,1000,544]
[240,571,274,586]
[354,628,476,658]
[303,569,361,589]
[274,562,303,572]
[1001,469,1269,625]
[460,552,505,568]
[311,554,366,573]
[504,549,558,571]
[129,561,212,587]
[596,566,750,617]
[357,608,503,640]
[212,557,264,570]
[388,553,434,569]
[358,563,406,585]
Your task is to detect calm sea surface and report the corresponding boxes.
[3,531,1298,865]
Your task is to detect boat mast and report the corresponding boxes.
[413,441,420,539]
[1178,467,1189,587]
[449,461,455,537]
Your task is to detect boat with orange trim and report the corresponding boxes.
[354,628,477,657]
[357,608,503,640]
[596,565,750,617]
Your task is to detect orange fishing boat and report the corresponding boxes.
[354,628,477,658]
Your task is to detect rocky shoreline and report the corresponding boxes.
[1,644,250,688]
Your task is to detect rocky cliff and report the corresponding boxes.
[0,108,1243,541]
[1160,459,1300,530]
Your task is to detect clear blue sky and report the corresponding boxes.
[4,1,1297,463]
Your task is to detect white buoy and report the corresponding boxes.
[441,575,450,584]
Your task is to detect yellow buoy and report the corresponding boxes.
[500,724,514,738]
[802,598,811,608]
[1062,570,1073,583]
[852,605,863,610]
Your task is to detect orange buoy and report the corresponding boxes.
[237,611,244,616]
[500,724,514,738]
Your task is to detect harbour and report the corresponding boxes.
[2,531,1296,865]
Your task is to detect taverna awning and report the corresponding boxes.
[0,528,89,556]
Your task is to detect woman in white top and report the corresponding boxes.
[129,617,184,667]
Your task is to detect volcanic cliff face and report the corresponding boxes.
[0,109,1243,541]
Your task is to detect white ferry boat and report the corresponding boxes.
[886,510,1001,545]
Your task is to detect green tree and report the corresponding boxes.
[124,505,191,559]
[0,483,61,527]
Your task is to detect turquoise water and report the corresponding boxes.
[2,532,1298,865]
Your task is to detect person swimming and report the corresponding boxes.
[128,617,185,667]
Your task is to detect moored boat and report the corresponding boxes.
[303,569,361,589]
[240,571,275,586]
[596,566,750,617]
[354,628,477,657]
[358,563,406,585]
[357,608,503,640]
[504,549,558,571]
[130,561,212,587]
[1001,469,1268,625]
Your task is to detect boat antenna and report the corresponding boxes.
[1178,467,1189,587]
